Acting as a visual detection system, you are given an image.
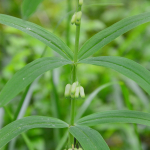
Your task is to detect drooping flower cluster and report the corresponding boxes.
[71,0,83,25]
[65,82,85,99]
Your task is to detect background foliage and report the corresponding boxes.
[0,0,150,150]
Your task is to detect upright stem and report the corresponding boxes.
[69,0,82,148]
[70,65,76,125]
[74,26,80,63]
[74,1,81,63]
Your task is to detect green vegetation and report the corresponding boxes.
[0,0,150,150]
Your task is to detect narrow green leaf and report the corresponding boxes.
[22,0,43,19]
[79,56,150,95]
[0,57,72,107]
[78,12,150,60]
[77,110,150,127]
[0,116,68,148]
[69,125,110,150]
[0,14,73,60]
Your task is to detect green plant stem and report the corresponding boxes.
[74,2,81,63]
[69,67,76,148]
[74,26,80,62]
[69,0,82,148]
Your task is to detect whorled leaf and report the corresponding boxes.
[79,56,150,95]
[69,125,110,150]
[0,14,73,60]
[0,57,72,107]
[0,116,68,148]
[77,110,150,127]
[78,12,150,60]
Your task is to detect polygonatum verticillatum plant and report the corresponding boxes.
[1,0,150,149]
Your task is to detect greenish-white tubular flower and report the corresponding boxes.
[79,0,83,6]
[71,82,77,95]
[65,84,71,98]
[71,93,75,98]
[79,86,85,98]
[76,11,82,21]
[75,87,80,98]
[78,148,83,150]
[71,13,77,25]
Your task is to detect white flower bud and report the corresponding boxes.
[65,84,71,98]
[71,82,77,95]
[71,13,77,25]
[79,86,85,98]
[75,87,80,98]
[76,11,82,21]
[79,0,83,6]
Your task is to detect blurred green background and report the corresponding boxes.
[0,0,150,150]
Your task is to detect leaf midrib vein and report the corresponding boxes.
[75,126,99,150]
[82,59,150,86]
[77,116,150,125]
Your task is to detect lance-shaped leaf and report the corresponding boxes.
[0,57,72,107]
[78,12,150,60]
[79,56,150,95]
[69,125,110,150]
[0,14,73,60]
[22,0,43,19]
[76,110,150,127]
[0,116,68,148]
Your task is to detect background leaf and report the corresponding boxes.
[0,57,72,107]
[22,0,43,19]
[75,83,113,121]
[79,56,150,95]
[0,116,68,148]
[0,14,73,60]
[78,12,150,60]
[77,110,150,127]
[69,125,110,150]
